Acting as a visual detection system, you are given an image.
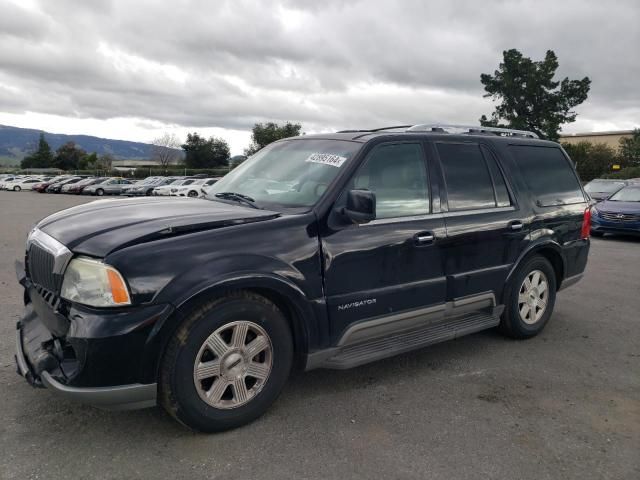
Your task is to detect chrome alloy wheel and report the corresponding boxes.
[518,269,549,325]
[193,321,273,409]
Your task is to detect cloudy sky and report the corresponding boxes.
[0,0,638,154]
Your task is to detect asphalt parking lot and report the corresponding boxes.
[1,191,638,480]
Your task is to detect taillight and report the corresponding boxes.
[581,206,591,239]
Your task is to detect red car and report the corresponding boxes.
[32,177,72,193]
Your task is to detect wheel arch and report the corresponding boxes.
[142,274,317,384]
[503,240,565,302]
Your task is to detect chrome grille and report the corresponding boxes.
[24,228,73,294]
[26,243,59,291]
[599,211,640,223]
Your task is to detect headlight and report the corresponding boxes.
[60,257,131,307]
[590,206,599,216]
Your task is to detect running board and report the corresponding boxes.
[313,311,500,370]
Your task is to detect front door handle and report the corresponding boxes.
[414,232,435,245]
[509,221,524,231]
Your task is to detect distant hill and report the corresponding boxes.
[0,124,164,166]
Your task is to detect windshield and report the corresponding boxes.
[585,180,626,193]
[608,186,640,202]
[206,139,361,208]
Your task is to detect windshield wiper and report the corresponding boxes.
[214,192,260,209]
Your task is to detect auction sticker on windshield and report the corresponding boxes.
[305,153,348,168]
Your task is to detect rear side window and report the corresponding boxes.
[510,146,584,206]
[482,147,512,207]
[437,143,497,211]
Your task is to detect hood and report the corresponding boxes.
[596,200,640,214]
[37,197,279,257]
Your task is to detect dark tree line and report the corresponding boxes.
[21,133,112,170]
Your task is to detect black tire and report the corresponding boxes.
[590,230,604,237]
[95,188,104,196]
[13,186,21,191]
[159,291,293,432]
[187,190,198,198]
[499,255,557,339]
[146,188,154,196]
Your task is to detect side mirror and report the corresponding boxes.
[342,189,376,224]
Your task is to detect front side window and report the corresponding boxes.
[510,145,584,206]
[437,143,497,211]
[207,139,361,208]
[349,143,429,219]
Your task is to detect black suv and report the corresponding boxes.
[15,125,591,431]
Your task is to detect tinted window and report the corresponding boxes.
[351,143,429,219]
[437,143,495,210]
[510,146,584,206]
[482,147,512,207]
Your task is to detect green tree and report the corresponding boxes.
[563,141,617,181]
[52,142,86,170]
[244,122,302,156]
[78,152,99,170]
[618,129,640,165]
[182,133,230,168]
[21,133,54,168]
[480,49,591,141]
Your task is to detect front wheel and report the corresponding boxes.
[160,291,293,432]
[95,188,104,196]
[188,190,198,198]
[13,186,21,191]
[499,256,557,339]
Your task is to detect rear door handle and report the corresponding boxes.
[414,232,435,245]
[509,221,524,231]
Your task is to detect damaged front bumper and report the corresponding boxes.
[15,260,172,410]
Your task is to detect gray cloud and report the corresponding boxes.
[0,0,638,137]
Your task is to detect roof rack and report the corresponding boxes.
[407,124,539,138]
[338,124,539,139]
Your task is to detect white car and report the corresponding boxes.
[8,177,51,191]
[154,178,195,196]
[171,178,219,197]
[1,176,41,190]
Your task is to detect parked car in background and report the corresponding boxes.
[62,177,104,194]
[154,178,194,196]
[591,185,640,237]
[583,179,628,202]
[7,177,52,191]
[83,177,133,196]
[46,177,86,193]
[124,177,179,196]
[61,177,93,194]
[32,176,72,193]
[172,178,218,197]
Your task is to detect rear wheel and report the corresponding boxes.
[188,190,198,198]
[499,256,557,339]
[13,186,21,191]
[160,291,293,432]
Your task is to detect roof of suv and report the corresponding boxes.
[286,124,559,146]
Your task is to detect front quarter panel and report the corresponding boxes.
[104,212,326,348]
